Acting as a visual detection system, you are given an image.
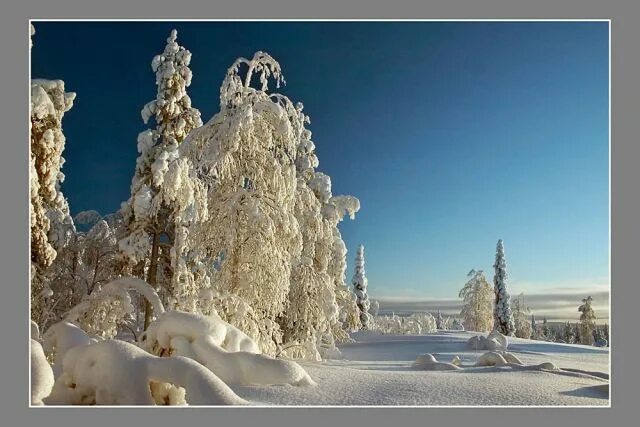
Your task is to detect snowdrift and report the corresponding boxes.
[141,310,316,386]
[45,339,246,405]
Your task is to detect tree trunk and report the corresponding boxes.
[144,231,160,330]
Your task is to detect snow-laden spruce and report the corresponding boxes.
[578,296,597,345]
[459,269,494,332]
[30,75,76,328]
[492,239,516,336]
[352,244,371,329]
[119,29,205,328]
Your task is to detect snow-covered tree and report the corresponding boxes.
[530,314,537,338]
[30,56,76,327]
[369,299,380,317]
[562,321,576,344]
[492,239,516,336]
[435,310,444,330]
[578,296,596,345]
[180,52,359,356]
[42,213,125,330]
[118,29,203,328]
[352,244,371,329]
[374,313,436,335]
[459,269,494,332]
[451,317,465,331]
[511,293,531,339]
[541,317,551,340]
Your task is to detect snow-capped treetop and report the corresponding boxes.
[493,239,515,336]
[220,51,285,109]
[142,29,202,144]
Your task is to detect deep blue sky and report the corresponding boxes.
[31,21,609,304]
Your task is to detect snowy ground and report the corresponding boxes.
[233,331,609,406]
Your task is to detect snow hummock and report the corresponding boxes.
[45,339,246,405]
[141,310,315,387]
[467,330,509,351]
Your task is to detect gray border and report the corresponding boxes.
[2,0,637,426]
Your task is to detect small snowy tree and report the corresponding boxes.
[492,239,516,336]
[541,317,551,341]
[435,310,444,330]
[43,214,125,330]
[352,244,371,329]
[459,269,494,332]
[369,299,380,317]
[578,296,596,345]
[511,293,531,339]
[530,314,537,338]
[563,321,576,344]
[119,29,203,329]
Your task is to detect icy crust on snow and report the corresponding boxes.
[31,339,55,405]
[141,311,316,387]
[45,339,246,405]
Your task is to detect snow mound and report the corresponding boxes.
[31,339,54,405]
[45,339,246,405]
[467,330,508,351]
[142,310,315,386]
[413,353,461,371]
[475,351,510,367]
[43,321,96,377]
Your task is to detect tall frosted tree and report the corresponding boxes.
[352,244,371,329]
[459,269,494,332]
[181,51,360,356]
[492,239,516,336]
[181,52,306,354]
[578,296,596,345]
[118,29,203,328]
[30,25,77,327]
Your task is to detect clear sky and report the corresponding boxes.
[31,21,610,321]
